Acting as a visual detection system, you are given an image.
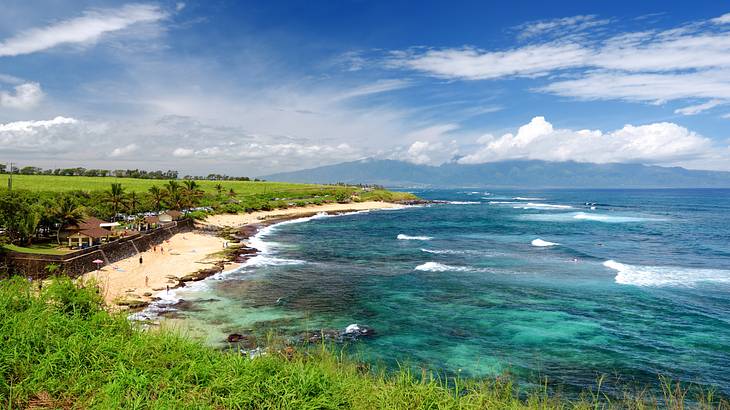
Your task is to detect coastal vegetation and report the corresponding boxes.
[0,173,415,256]
[1,276,726,409]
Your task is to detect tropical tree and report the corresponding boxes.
[182,180,203,207]
[127,191,142,214]
[148,186,165,211]
[17,208,41,245]
[104,183,126,219]
[52,196,84,244]
[165,180,184,210]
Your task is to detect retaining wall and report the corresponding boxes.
[5,219,195,279]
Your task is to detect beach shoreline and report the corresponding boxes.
[82,201,405,307]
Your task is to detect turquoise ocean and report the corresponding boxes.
[144,189,730,396]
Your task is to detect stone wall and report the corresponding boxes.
[5,219,195,279]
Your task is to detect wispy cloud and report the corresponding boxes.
[388,13,730,109]
[674,99,727,116]
[0,4,167,57]
[514,15,611,40]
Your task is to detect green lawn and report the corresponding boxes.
[5,174,334,195]
[3,243,70,256]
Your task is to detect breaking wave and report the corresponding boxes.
[604,260,730,287]
[531,239,559,247]
[397,234,433,240]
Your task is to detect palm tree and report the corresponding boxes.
[214,183,224,197]
[165,180,184,210]
[104,183,126,220]
[182,180,203,207]
[148,186,165,211]
[127,191,141,214]
[52,196,84,244]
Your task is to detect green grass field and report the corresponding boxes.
[3,244,71,255]
[6,174,332,195]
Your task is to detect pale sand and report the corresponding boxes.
[202,201,404,228]
[82,231,237,305]
[84,201,402,306]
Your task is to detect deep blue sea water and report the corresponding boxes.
[152,189,730,395]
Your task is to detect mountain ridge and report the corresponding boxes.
[263,159,730,188]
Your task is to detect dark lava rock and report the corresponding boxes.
[226,333,256,348]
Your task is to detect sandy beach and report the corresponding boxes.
[83,201,403,306]
[201,201,404,228]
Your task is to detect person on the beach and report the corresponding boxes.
[153,245,157,252]
[166,285,170,293]
[145,275,149,287]
[139,256,143,265]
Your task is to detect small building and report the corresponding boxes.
[159,210,183,223]
[140,215,160,230]
[64,217,115,247]
[66,227,113,247]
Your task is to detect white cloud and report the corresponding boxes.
[388,14,730,109]
[0,82,44,109]
[711,13,730,24]
[172,147,194,157]
[0,116,81,151]
[674,99,727,115]
[390,44,590,80]
[109,143,139,157]
[175,3,187,12]
[336,79,411,100]
[458,116,719,166]
[0,4,167,57]
[515,15,611,40]
[540,70,730,103]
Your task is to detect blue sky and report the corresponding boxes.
[1,0,729,175]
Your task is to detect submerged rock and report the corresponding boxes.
[293,324,376,344]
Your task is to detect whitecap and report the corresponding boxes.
[397,234,433,240]
[521,212,666,223]
[515,203,573,210]
[603,260,730,287]
[531,238,559,247]
[444,201,481,205]
[415,262,471,272]
[513,197,546,201]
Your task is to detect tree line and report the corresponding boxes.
[0,164,261,181]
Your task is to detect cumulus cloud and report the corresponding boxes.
[109,143,139,157]
[172,147,194,157]
[0,82,44,109]
[0,4,167,57]
[0,116,81,151]
[458,116,717,166]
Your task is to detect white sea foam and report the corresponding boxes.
[489,201,520,205]
[521,212,666,223]
[397,234,433,240]
[415,262,472,272]
[515,203,573,210]
[572,212,665,223]
[603,260,730,287]
[421,248,466,254]
[531,238,559,247]
[513,197,546,201]
[444,201,481,205]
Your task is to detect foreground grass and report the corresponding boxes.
[1,277,726,409]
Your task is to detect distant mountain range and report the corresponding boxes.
[263,159,730,188]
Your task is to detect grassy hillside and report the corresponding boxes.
[2,277,724,409]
